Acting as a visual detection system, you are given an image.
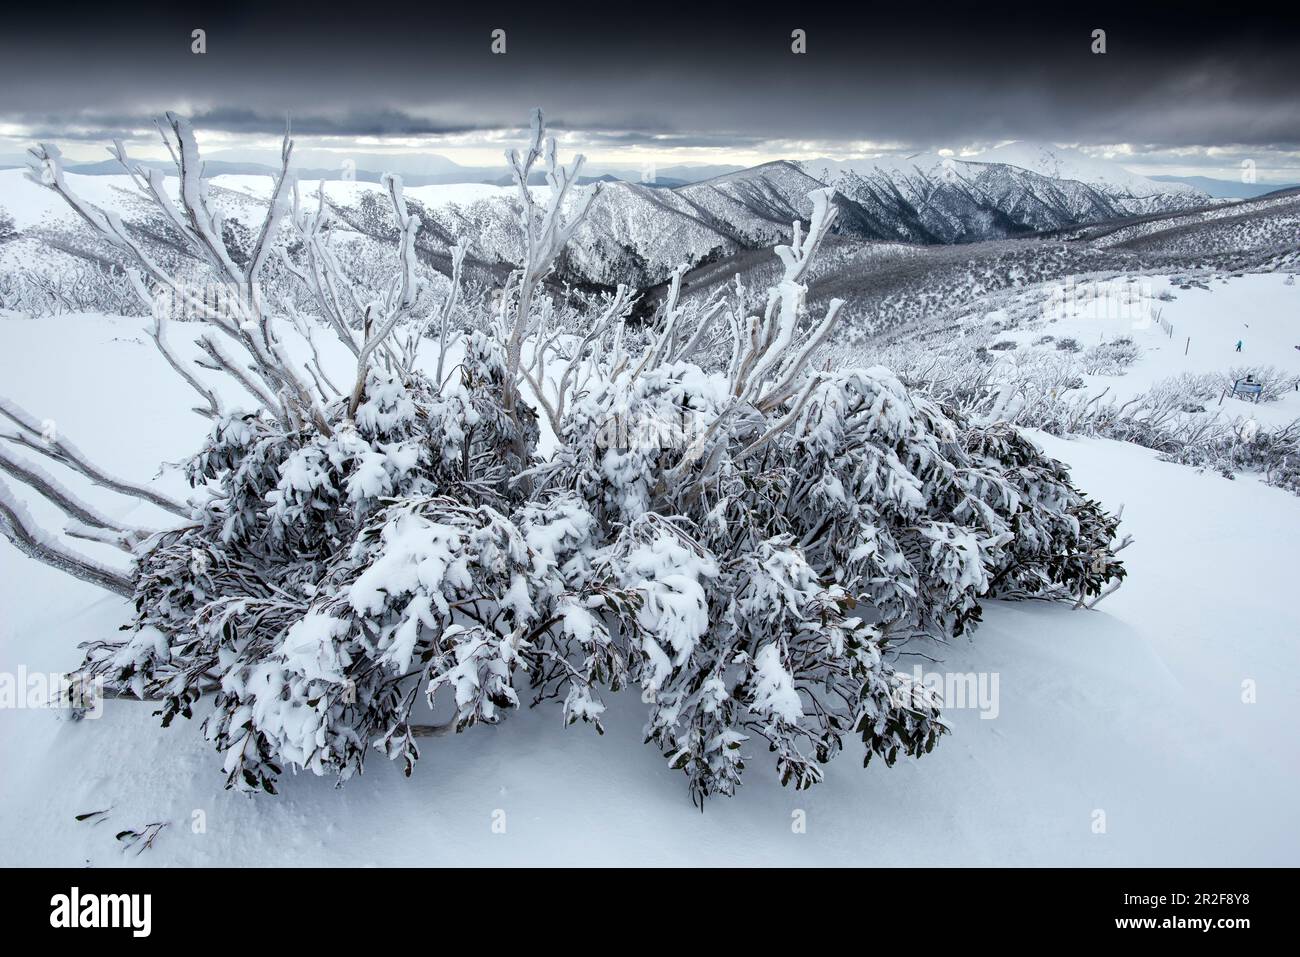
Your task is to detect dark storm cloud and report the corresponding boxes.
[1,2,1297,150]
[555,130,771,149]
[188,108,485,137]
[8,109,484,141]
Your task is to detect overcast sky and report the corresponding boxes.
[2,3,1298,180]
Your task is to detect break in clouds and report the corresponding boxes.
[1,4,1298,175]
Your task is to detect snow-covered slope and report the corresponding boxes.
[0,160,914,294]
[821,158,1122,243]
[410,178,748,287]
[0,169,278,233]
[214,174,515,212]
[970,142,1207,214]
[977,272,1300,427]
[0,311,1296,865]
[1084,189,1300,260]
[653,161,913,249]
[808,144,1210,241]
[0,151,1259,309]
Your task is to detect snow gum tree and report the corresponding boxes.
[0,110,1127,803]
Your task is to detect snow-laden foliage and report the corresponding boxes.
[874,330,1300,498]
[6,112,1127,804]
[83,334,1121,801]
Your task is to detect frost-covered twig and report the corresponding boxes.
[32,120,332,436]
[530,284,634,432]
[502,109,599,406]
[146,310,223,419]
[431,242,468,383]
[727,189,843,412]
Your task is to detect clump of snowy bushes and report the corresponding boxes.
[1,112,1127,803]
[874,334,1300,497]
[1220,365,1299,403]
[1082,337,1140,375]
[1159,418,1300,491]
[0,263,142,318]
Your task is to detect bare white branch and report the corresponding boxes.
[0,478,134,597]
[0,397,188,518]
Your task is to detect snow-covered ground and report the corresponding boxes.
[986,272,1300,426]
[1,312,1297,866]
[211,174,519,211]
[0,168,522,233]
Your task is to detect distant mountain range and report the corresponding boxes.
[1,140,1271,293]
[2,140,1296,204]
[219,148,1224,286]
[971,142,1204,201]
[1148,175,1300,200]
[803,143,1212,244]
[0,150,743,190]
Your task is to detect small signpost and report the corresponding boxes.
[1230,377,1264,403]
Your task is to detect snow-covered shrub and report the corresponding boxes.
[1146,371,1222,407]
[83,334,537,735]
[524,354,1125,796]
[857,299,1300,498]
[1220,366,1298,403]
[1159,417,1300,492]
[0,262,142,317]
[1082,338,1140,375]
[6,112,1128,804]
[961,422,1126,600]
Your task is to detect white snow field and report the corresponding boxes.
[0,169,520,232]
[985,273,1300,426]
[1,277,1298,866]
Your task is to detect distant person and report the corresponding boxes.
[1235,340,1243,352]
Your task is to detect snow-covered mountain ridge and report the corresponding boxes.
[0,143,1222,295]
[805,142,1209,245]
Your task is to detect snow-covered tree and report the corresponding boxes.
[0,111,1127,803]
